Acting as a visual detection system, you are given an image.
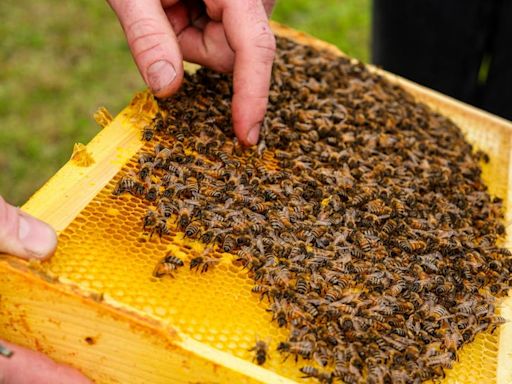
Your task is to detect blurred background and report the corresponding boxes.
[0,0,370,205]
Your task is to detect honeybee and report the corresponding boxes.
[199,229,217,244]
[154,147,172,168]
[222,234,236,253]
[152,111,165,132]
[144,181,160,202]
[391,198,406,216]
[295,278,308,295]
[138,152,155,165]
[142,125,154,141]
[143,209,157,229]
[299,366,332,383]
[157,198,175,218]
[275,149,292,160]
[151,217,170,238]
[184,221,202,238]
[113,175,144,196]
[268,299,289,328]
[366,199,391,215]
[443,330,462,355]
[249,340,269,365]
[277,340,314,360]
[355,232,372,253]
[178,206,191,230]
[153,253,184,277]
[174,131,186,141]
[425,352,454,368]
[313,342,329,367]
[252,284,281,301]
[189,248,219,273]
[139,161,155,180]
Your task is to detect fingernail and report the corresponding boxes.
[246,124,260,146]
[18,213,58,258]
[147,60,177,94]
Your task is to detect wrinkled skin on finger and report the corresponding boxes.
[108,0,276,145]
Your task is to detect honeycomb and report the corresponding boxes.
[7,25,510,384]
[39,128,507,383]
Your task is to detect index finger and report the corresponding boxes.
[219,0,276,146]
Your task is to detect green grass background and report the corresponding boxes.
[0,0,370,205]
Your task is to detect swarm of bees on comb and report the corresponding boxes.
[113,37,512,383]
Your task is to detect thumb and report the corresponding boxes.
[0,196,57,260]
[0,340,91,384]
[109,0,184,98]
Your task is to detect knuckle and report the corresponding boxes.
[125,17,168,59]
[252,25,276,62]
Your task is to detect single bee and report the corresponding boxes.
[202,187,222,199]
[252,284,281,301]
[366,198,391,215]
[391,198,407,216]
[145,181,159,202]
[222,234,236,253]
[275,149,292,160]
[185,177,200,195]
[194,138,208,154]
[139,161,155,180]
[355,232,372,253]
[152,111,165,132]
[154,147,172,168]
[277,340,313,360]
[184,221,202,238]
[153,253,184,278]
[189,249,219,273]
[213,150,230,164]
[299,366,332,383]
[150,217,170,238]
[175,131,186,141]
[114,175,144,196]
[199,229,218,244]
[425,352,454,369]
[157,198,175,218]
[249,340,269,366]
[178,206,191,230]
[142,125,154,141]
[138,152,155,165]
[143,209,157,229]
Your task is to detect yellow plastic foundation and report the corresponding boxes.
[1,24,512,384]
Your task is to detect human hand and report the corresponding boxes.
[0,340,91,384]
[108,0,276,146]
[0,195,57,260]
[0,196,91,383]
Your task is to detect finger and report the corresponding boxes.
[108,0,184,98]
[215,0,276,145]
[163,2,234,72]
[0,196,57,260]
[175,22,235,73]
[0,340,91,384]
[162,2,190,35]
[262,0,276,16]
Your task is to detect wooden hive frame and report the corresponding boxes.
[1,23,512,384]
